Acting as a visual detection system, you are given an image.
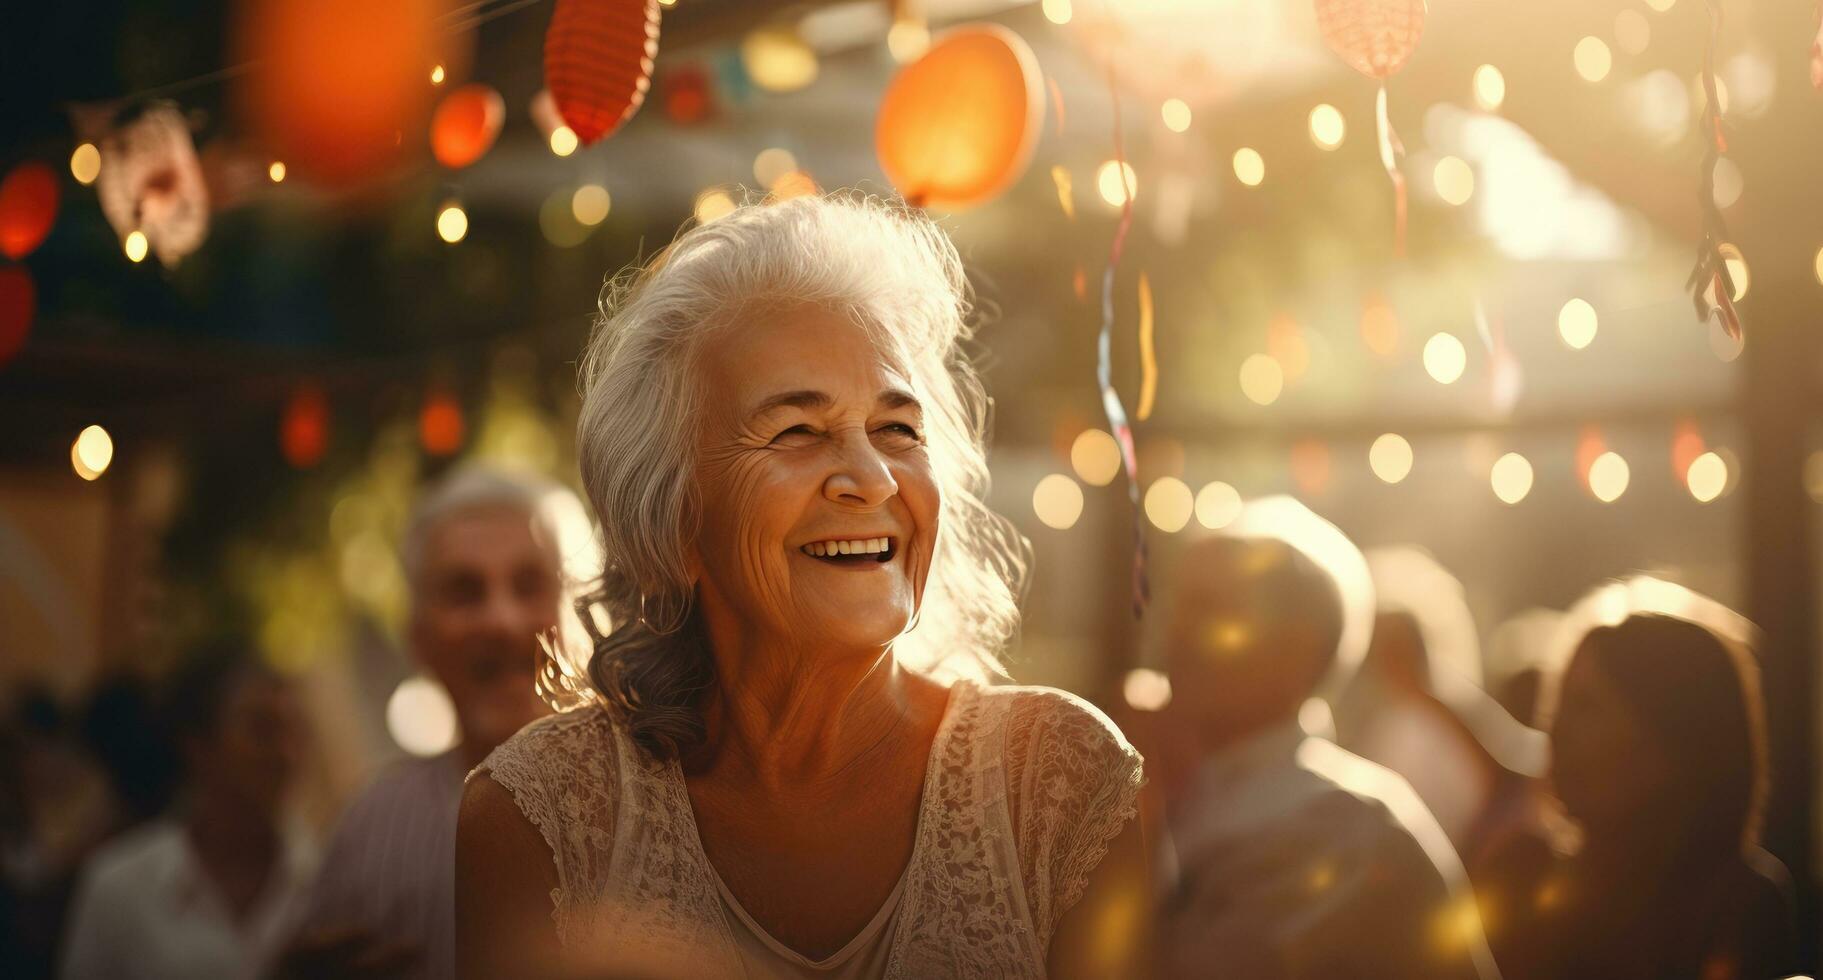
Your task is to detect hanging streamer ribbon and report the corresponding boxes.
[1095,58,1149,619]
[1686,0,1742,340]
[1375,84,1408,259]
[1136,272,1158,422]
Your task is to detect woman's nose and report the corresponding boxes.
[824,432,898,507]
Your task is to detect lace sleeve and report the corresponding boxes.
[1004,688,1145,951]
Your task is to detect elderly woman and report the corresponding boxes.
[456,195,1148,979]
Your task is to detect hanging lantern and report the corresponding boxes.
[544,0,661,146]
[419,391,465,455]
[236,0,449,187]
[875,24,1045,211]
[431,84,506,169]
[96,104,209,267]
[0,162,59,260]
[1313,0,1426,256]
[0,265,34,366]
[281,385,330,469]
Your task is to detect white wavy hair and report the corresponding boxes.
[572,192,1028,757]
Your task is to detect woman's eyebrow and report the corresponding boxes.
[878,388,922,413]
[747,389,831,422]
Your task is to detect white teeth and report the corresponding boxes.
[800,537,893,557]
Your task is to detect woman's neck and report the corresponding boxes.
[694,611,926,791]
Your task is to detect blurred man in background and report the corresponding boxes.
[281,467,574,980]
[1153,497,1498,980]
[61,649,312,980]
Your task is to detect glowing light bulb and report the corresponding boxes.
[71,425,114,480]
[1161,99,1192,134]
[1144,477,1194,533]
[1686,451,1727,502]
[1575,36,1613,83]
[1070,429,1122,487]
[123,230,148,263]
[1558,298,1598,349]
[549,125,579,157]
[1589,451,1630,502]
[430,64,446,85]
[436,203,468,243]
[268,160,287,183]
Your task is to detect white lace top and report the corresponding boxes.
[474,677,1143,978]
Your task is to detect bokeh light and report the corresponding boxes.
[387,676,458,756]
[1473,64,1506,111]
[430,64,445,85]
[1196,481,1242,529]
[1491,452,1533,504]
[1686,451,1727,503]
[1071,428,1123,487]
[887,19,930,63]
[1645,0,1675,10]
[436,202,468,243]
[1711,157,1744,209]
[71,425,113,481]
[1122,668,1172,711]
[1558,298,1598,349]
[1718,242,1748,300]
[694,188,737,224]
[1422,333,1467,385]
[1033,473,1085,530]
[1308,104,1345,149]
[70,143,100,185]
[1361,295,1399,357]
[549,125,579,157]
[540,188,591,247]
[1369,433,1414,484]
[1614,9,1650,55]
[1161,98,1192,134]
[1042,0,1072,25]
[1433,156,1474,206]
[1144,477,1194,532]
[1805,451,1823,503]
[742,26,819,93]
[753,147,798,189]
[268,161,287,183]
[1575,36,1613,83]
[1232,147,1265,187]
[1096,160,1137,207]
[123,230,148,263]
[1239,354,1284,405]
[1589,451,1630,503]
[571,184,611,226]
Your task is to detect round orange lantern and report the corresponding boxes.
[545,0,661,146]
[418,392,465,455]
[0,266,34,366]
[0,162,59,260]
[1313,0,1426,80]
[875,24,1044,211]
[235,0,448,187]
[431,84,506,169]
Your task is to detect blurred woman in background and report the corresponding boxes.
[1477,613,1795,980]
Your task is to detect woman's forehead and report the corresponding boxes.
[703,303,919,407]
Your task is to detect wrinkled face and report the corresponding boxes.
[411,505,561,755]
[690,303,940,654]
[1551,649,1671,835]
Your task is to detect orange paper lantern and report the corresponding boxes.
[281,385,330,469]
[0,162,59,260]
[875,25,1044,211]
[418,392,465,456]
[431,84,506,169]
[0,266,34,366]
[545,0,660,146]
[1313,0,1425,80]
[236,0,447,187]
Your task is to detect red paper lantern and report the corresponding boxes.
[431,84,506,169]
[1313,0,1426,80]
[875,24,1044,211]
[236,0,448,187]
[281,385,329,469]
[0,266,34,366]
[0,163,59,260]
[418,392,465,456]
[545,0,661,146]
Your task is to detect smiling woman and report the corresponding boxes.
[455,194,1151,980]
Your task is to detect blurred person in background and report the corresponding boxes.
[60,647,312,980]
[1475,612,1796,980]
[1153,497,1497,980]
[277,466,575,980]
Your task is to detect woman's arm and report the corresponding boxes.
[454,773,568,980]
[1046,814,1156,980]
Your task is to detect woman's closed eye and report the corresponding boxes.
[876,422,922,442]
